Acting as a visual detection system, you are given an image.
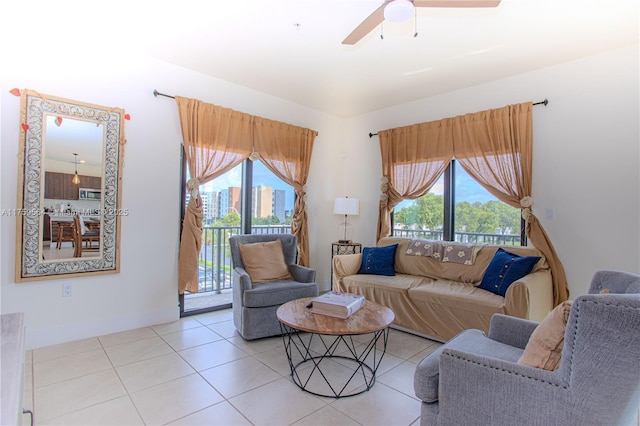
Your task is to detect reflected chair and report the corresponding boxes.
[55,221,75,249]
[414,270,640,426]
[229,234,318,340]
[72,214,100,257]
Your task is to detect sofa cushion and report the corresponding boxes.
[358,244,398,276]
[238,239,292,283]
[409,280,505,315]
[518,300,573,370]
[478,248,541,296]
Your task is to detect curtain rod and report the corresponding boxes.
[153,89,175,99]
[368,98,549,138]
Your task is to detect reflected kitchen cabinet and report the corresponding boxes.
[44,172,101,200]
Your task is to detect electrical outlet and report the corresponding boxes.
[62,283,72,297]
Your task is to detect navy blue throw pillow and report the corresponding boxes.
[479,248,541,297]
[357,244,398,276]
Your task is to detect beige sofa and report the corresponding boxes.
[332,236,553,342]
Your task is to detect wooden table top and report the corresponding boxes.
[277,297,395,335]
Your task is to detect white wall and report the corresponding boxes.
[343,44,640,298]
[0,50,341,349]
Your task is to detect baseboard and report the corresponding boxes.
[25,307,179,350]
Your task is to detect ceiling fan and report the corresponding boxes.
[342,0,501,45]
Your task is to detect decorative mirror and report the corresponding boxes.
[15,90,126,281]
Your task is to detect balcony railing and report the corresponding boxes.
[392,228,521,245]
[194,225,519,295]
[196,225,291,294]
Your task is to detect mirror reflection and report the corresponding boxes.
[42,117,104,260]
[16,89,125,281]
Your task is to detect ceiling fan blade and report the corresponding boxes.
[413,0,501,7]
[342,4,386,45]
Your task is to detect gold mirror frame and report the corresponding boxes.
[16,90,125,281]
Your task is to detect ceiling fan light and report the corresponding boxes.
[384,0,414,23]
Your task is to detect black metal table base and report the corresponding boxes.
[279,323,390,398]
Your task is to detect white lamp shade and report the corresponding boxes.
[384,0,414,23]
[333,197,359,216]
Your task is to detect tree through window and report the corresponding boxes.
[393,160,523,245]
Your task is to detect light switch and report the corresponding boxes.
[545,208,554,220]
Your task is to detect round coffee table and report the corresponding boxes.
[276,297,395,398]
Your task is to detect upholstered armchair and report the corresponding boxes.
[229,234,318,340]
[414,270,640,426]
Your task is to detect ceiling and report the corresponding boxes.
[6,0,639,117]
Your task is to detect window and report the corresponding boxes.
[393,160,524,245]
[181,157,295,314]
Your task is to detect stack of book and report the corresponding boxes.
[310,291,365,319]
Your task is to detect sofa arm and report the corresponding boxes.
[331,253,362,290]
[289,264,316,283]
[504,269,553,322]
[488,314,539,349]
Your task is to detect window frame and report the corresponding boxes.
[393,159,527,245]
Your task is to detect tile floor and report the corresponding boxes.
[23,308,441,426]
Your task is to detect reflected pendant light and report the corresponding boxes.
[72,153,80,185]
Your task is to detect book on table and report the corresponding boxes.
[311,291,365,319]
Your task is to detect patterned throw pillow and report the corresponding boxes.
[357,244,398,276]
[478,248,541,296]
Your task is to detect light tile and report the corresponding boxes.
[104,335,174,367]
[168,400,251,426]
[39,395,143,425]
[193,309,234,326]
[178,339,249,371]
[98,326,158,348]
[227,334,283,355]
[409,341,442,363]
[151,317,204,335]
[206,320,241,338]
[252,344,296,376]
[200,356,280,398]
[293,405,361,426]
[130,373,224,425]
[116,352,195,393]
[33,337,102,363]
[377,361,421,399]
[229,378,326,426]
[161,326,223,351]
[34,348,112,388]
[382,329,435,360]
[332,382,421,426]
[290,357,370,398]
[34,369,126,423]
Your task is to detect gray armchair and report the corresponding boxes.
[414,270,640,426]
[229,234,318,340]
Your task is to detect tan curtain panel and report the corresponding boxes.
[376,102,569,305]
[176,96,253,294]
[253,117,317,266]
[452,102,569,304]
[377,120,454,238]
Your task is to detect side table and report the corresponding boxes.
[331,242,362,257]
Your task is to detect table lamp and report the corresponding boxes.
[333,197,359,243]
